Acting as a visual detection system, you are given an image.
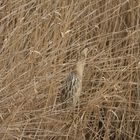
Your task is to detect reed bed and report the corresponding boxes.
[0,0,140,139]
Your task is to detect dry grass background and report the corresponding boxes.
[0,0,140,140]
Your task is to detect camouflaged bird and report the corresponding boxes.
[60,48,88,108]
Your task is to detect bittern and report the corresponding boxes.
[60,48,88,108]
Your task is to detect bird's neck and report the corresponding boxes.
[76,60,86,78]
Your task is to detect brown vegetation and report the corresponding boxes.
[0,0,140,139]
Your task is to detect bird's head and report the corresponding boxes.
[81,48,88,58]
[77,48,88,63]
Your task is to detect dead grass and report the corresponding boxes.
[0,0,140,139]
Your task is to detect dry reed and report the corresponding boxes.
[0,0,140,140]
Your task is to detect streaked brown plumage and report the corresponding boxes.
[60,48,88,108]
